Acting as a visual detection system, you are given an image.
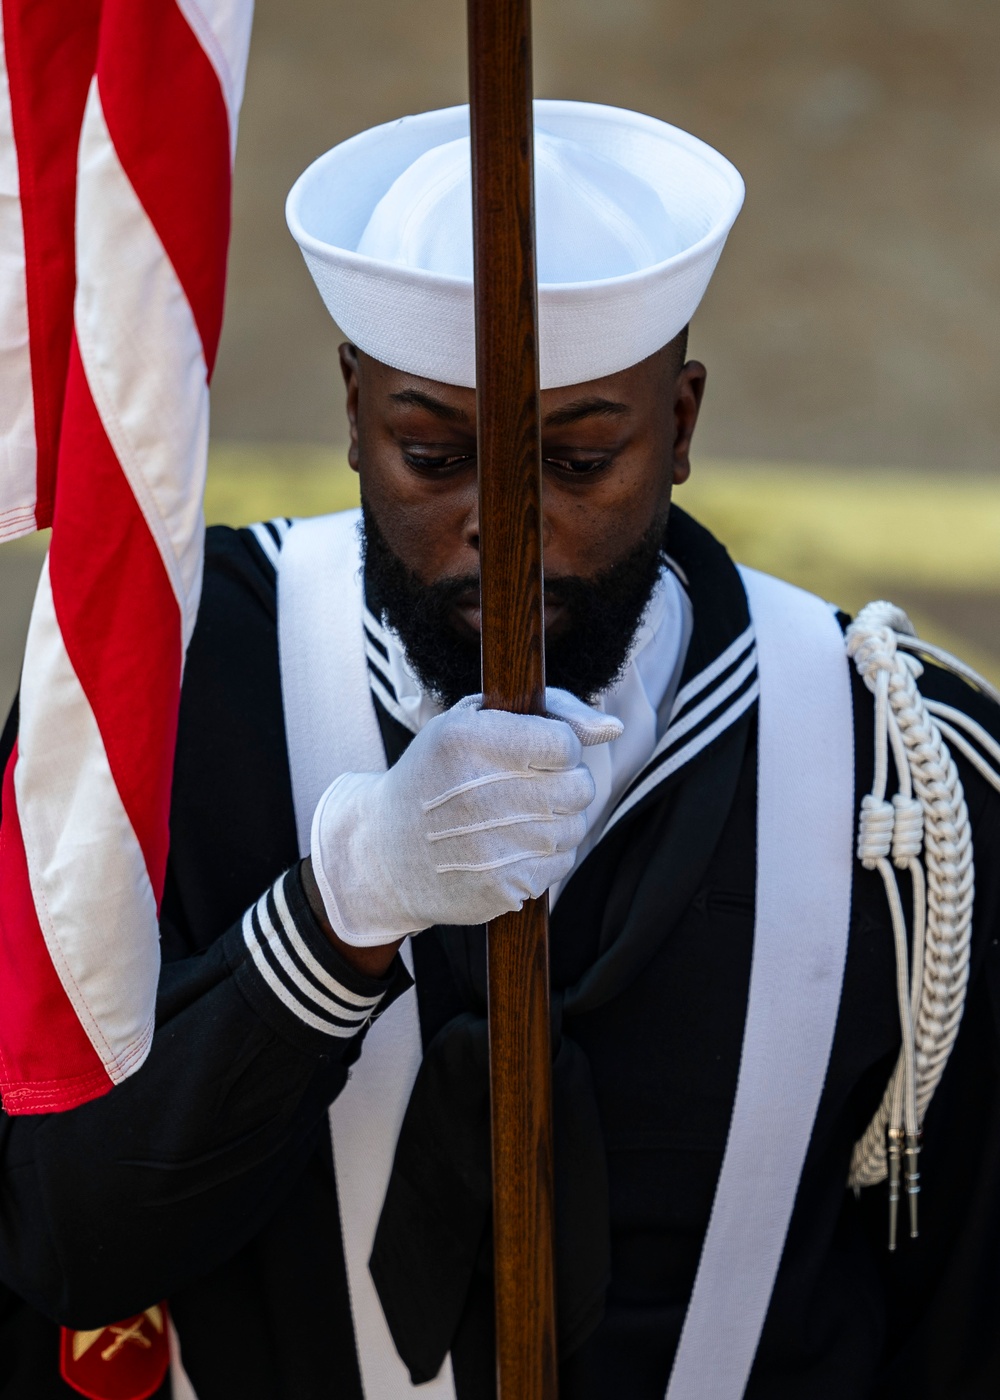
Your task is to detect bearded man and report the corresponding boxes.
[2,101,1000,1400]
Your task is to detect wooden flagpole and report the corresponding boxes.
[467,1,558,1396]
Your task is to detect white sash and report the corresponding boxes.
[278,510,457,1399]
[665,567,853,1400]
[276,514,854,1400]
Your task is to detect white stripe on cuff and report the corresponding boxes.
[256,896,372,1025]
[270,877,381,1012]
[241,879,383,1037]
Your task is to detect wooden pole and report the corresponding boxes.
[467,1,558,1396]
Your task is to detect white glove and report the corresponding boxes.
[311,688,623,946]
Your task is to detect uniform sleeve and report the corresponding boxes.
[0,859,409,1330]
[0,525,410,1328]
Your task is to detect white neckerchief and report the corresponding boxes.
[365,568,692,896]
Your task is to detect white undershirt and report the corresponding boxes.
[370,567,693,901]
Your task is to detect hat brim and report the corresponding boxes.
[286,101,744,389]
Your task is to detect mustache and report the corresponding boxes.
[361,501,668,707]
[412,576,594,606]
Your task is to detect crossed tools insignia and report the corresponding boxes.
[70,1304,165,1363]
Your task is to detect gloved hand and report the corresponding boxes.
[310,688,623,946]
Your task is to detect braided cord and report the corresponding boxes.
[846,603,976,1199]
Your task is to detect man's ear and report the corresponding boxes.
[672,360,706,486]
[339,343,361,473]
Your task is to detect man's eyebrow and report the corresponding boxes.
[542,397,629,428]
[389,389,471,424]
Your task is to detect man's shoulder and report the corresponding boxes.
[169,522,299,945]
[912,653,1000,825]
[909,649,1000,736]
[201,518,290,615]
[178,523,282,706]
[181,519,298,712]
[840,600,1000,742]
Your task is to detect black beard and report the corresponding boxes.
[361,503,669,709]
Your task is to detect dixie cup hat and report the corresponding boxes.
[286,100,745,389]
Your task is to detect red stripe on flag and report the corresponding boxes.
[1,0,101,529]
[49,342,182,904]
[0,745,112,1113]
[97,0,232,375]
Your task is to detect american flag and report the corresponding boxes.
[0,0,253,1114]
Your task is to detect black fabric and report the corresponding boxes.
[371,711,750,1382]
[0,515,998,1398]
[0,694,17,819]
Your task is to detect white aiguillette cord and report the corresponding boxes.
[278,510,458,1400]
[666,568,854,1400]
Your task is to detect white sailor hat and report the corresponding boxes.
[286,100,744,389]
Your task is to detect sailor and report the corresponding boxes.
[1,102,1000,1400]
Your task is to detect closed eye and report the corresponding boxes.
[544,455,612,475]
[402,450,476,474]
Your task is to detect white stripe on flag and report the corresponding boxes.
[175,0,255,147]
[0,7,38,543]
[75,81,209,645]
[15,559,159,1080]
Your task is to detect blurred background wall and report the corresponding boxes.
[2,0,998,715]
[216,0,1000,469]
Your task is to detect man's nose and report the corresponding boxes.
[463,489,555,554]
[462,501,480,553]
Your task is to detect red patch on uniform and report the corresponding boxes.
[59,1304,170,1400]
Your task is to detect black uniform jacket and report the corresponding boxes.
[1,508,999,1400]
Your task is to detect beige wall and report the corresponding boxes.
[213,0,1000,472]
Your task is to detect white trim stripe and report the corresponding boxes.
[242,909,359,1038]
[369,670,410,731]
[603,678,759,838]
[365,641,396,695]
[247,518,291,569]
[363,622,389,660]
[270,874,381,1010]
[253,893,374,1024]
[249,520,279,567]
[659,646,757,752]
[670,623,754,721]
[362,604,391,649]
[607,644,757,823]
[241,884,383,1038]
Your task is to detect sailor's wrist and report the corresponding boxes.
[228,866,409,1054]
[300,855,403,977]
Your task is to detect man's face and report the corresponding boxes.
[340,340,706,702]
